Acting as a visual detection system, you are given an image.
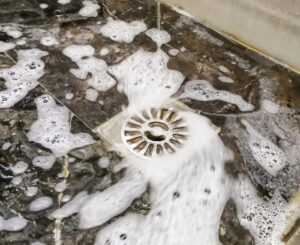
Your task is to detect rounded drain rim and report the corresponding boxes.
[121,107,188,159]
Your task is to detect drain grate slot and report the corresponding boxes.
[121,107,188,159]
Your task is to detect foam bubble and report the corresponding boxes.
[31,242,45,245]
[0,49,48,108]
[168,48,179,56]
[100,18,147,43]
[218,76,234,83]
[241,119,286,176]
[11,176,22,185]
[85,88,98,102]
[29,196,53,212]
[2,142,11,150]
[25,186,38,197]
[99,47,109,56]
[39,3,48,9]
[97,157,110,168]
[0,41,16,53]
[218,65,230,73]
[10,161,28,175]
[55,181,68,192]
[58,0,71,4]
[261,99,279,114]
[63,45,116,92]
[40,36,59,46]
[108,49,184,112]
[27,94,95,157]
[62,195,71,203]
[79,1,100,17]
[32,155,56,170]
[180,80,254,112]
[65,92,74,100]
[1,27,22,38]
[0,215,28,231]
[145,28,171,47]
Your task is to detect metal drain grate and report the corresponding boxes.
[121,108,188,159]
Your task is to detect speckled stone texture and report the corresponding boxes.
[0,0,299,244]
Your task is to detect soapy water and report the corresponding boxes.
[0,49,48,108]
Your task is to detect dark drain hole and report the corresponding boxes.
[145,131,166,141]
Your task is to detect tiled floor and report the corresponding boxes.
[0,0,299,244]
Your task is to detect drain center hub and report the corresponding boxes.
[121,108,188,159]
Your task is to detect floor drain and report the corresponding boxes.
[121,108,188,159]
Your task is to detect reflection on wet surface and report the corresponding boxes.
[0,0,299,244]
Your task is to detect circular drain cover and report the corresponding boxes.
[121,108,188,159]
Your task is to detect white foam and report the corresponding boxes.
[62,195,71,203]
[180,46,186,52]
[63,45,116,92]
[0,215,28,231]
[25,186,38,197]
[16,39,26,45]
[27,94,95,157]
[100,18,147,43]
[58,0,71,4]
[2,142,11,150]
[10,161,28,175]
[108,49,184,112]
[92,111,233,244]
[261,99,279,114]
[79,1,100,17]
[145,28,171,47]
[218,65,230,73]
[241,119,286,176]
[2,27,22,38]
[39,3,48,9]
[97,157,110,168]
[11,176,22,185]
[32,155,56,170]
[0,41,15,53]
[99,47,109,56]
[65,92,74,100]
[218,76,234,83]
[55,181,67,192]
[168,48,179,56]
[0,49,48,108]
[85,88,98,102]
[29,196,53,212]
[180,80,254,112]
[31,242,46,245]
[235,176,286,245]
[40,36,59,46]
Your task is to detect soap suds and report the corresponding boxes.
[10,161,28,175]
[39,3,48,9]
[27,94,95,157]
[97,157,110,168]
[11,176,22,185]
[79,1,100,17]
[32,155,56,170]
[65,92,74,100]
[55,181,68,192]
[0,41,16,53]
[168,48,179,56]
[218,76,234,83]
[0,215,28,231]
[63,45,116,92]
[241,119,286,176]
[58,0,71,4]
[108,49,184,112]
[261,99,279,114]
[180,80,254,112]
[99,47,109,56]
[0,49,48,108]
[235,176,286,245]
[145,28,171,47]
[31,242,46,245]
[218,65,230,73]
[25,186,38,197]
[0,26,22,38]
[29,196,53,212]
[40,36,59,46]
[100,18,147,43]
[1,142,11,150]
[85,88,98,102]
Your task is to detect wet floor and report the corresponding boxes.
[0,0,300,244]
